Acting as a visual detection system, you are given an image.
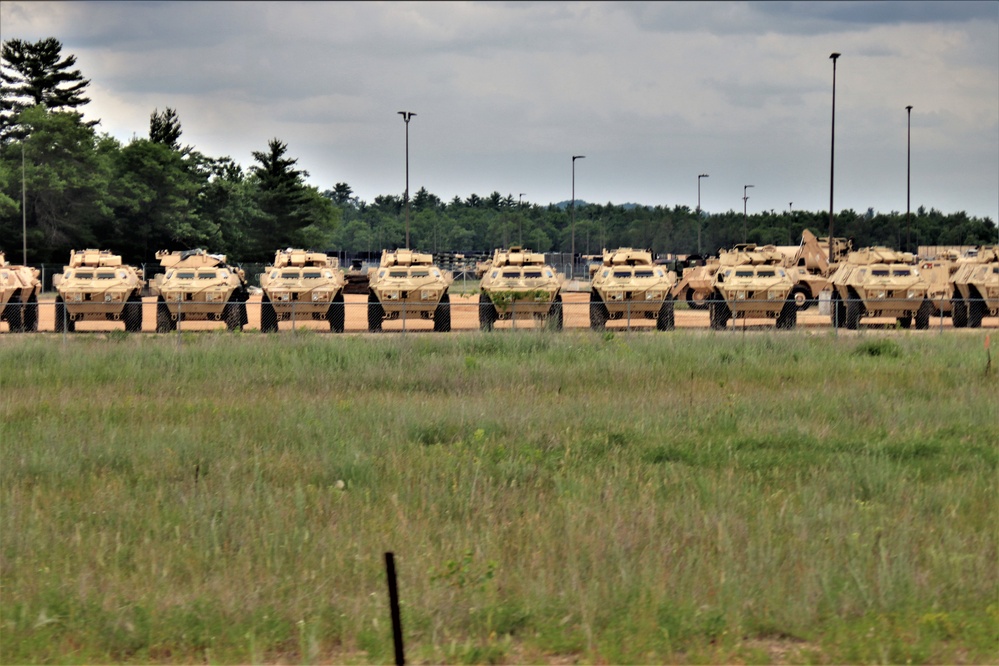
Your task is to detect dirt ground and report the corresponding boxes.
[8,291,995,333]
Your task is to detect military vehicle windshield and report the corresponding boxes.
[872,269,890,277]
[198,271,217,279]
[281,271,299,279]
[75,271,94,279]
[892,269,912,276]
[303,271,324,279]
[524,271,543,279]
[757,270,777,278]
[176,271,196,279]
[635,270,655,278]
[388,270,408,278]
[735,270,754,278]
[613,270,631,278]
[96,271,116,279]
[411,270,429,278]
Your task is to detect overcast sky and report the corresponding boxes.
[3,1,997,222]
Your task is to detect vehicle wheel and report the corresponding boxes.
[686,287,709,310]
[478,293,495,331]
[2,302,22,333]
[261,296,279,333]
[547,294,563,331]
[845,296,861,330]
[709,296,729,330]
[589,291,608,330]
[327,291,345,333]
[897,315,912,329]
[239,290,250,327]
[951,298,968,328]
[656,298,675,331]
[915,299,932,330]
[434,293,451,332]
[23,295,38,332]
[125,293,142,332]
[156,300,175,333]
[968,295,986,328]
[367,292,383,332]
[791,285,813,311]
[831,292,846,328]
[224,301,243,331]
[777,298,797,330]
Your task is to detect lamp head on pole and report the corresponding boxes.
[398,111,416,123]
[830,52,840,62]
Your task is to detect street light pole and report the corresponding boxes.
[397,111,416,249]
[828,52,841,262]
[743,184,754,243]
[571,155,585,276]
[906,105,913,254]
[22,140,27,264]
[697,174,709,254]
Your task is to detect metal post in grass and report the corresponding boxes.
[384,552,405,666]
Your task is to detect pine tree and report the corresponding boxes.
[149,107,182,149]
[1,37,95,141]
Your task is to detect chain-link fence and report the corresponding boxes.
[2,295,996,334]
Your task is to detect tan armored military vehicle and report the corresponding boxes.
[150,249,249,332]
[478,246,564,331]
[367,249,453,332]
[951,245,999,328]
[588,248,676,330]
[52,249,145,333]
[785,230,852,310]
[259,249,346,333]
[827,247,933,330]
[0,251,42,332]
[709,263,798,330]
[672,255,719,310]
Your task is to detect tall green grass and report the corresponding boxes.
[1,331,997,664]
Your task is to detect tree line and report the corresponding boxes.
[2,37,996,267]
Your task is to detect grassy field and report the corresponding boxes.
[1,330,997,664]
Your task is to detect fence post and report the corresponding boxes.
[384,552,405,666]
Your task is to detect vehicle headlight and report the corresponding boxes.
[875,290,886,299]
[736,290,747,300]
[276,292,291,301]
[646,290,662,300]
[206,292,217,302]
[767,290,783,300]
[420,289,437,300]
[72,293,84,302]
[312,291,330,302]
[384,290,400,300]
[609,291,624,301]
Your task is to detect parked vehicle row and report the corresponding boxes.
[2,242,997,333]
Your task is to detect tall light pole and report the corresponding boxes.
[828,52,841,262]
[398,111,416,248]
[697,174,709,253]
[519,193,526,245]
[22,140,28,264]
[571,155,585,274]
[742,184,754,242]
[906,105,913,254]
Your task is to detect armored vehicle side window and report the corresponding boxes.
[270,270,280,279]
[602,270,610,278]
[545,269,554,278]
[491,271,499,279]
[432,269,442,278]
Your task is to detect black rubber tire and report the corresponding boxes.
[327,291,345,333]
[261,296,279,333]
[776,298,797,330]
[845,296,861,330]
[915,299,932,330]
[2,303,22,333]
[951,298,968,328]
[224,301,243,331]
[478,293,495,331]
[968,295,986,328]
[548,294,563,331]
[897,315,912,329]
[656,298,675,331]
[686,287,709,310]
[791,285,813,311]
[156,300,175,333]
[589,291,608,330]
[433,292,451,332]
[23,295,38,332]
[831,292,846,328]
[367,292,383,332]
[125,293,143,332]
